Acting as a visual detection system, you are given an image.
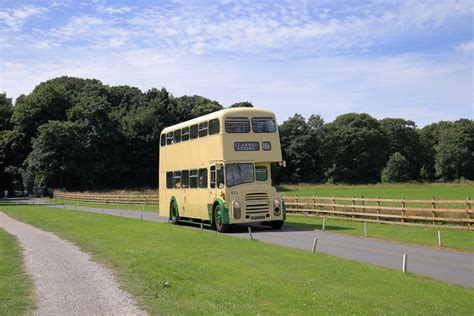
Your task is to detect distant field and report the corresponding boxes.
[0,228,34,315]
[278,182,473,199]
[2,203,474,315]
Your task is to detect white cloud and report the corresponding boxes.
[0,5,45,30]
[455,40,474,53]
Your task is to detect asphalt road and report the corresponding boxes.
[8,199,474,288]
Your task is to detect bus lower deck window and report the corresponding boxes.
[166,172,173,188]
[190,169,198,188]
[256,166,268,181]
[199,168,208,188]
[181,170,189,188]
[173,171,182,188]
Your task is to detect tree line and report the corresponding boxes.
[0,76,472,192]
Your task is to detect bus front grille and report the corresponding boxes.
[245,193,269,214]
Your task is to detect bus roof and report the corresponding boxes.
[161,107,276,135]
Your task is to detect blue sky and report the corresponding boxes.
[0,0,472,126]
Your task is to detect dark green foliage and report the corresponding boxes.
[435,119,474,181]
[0,93,13,131]
[381,152,411,183]
[229,101,253,108]
[323,113,387,184]
[379,118,421,180]
[278,114,324,183]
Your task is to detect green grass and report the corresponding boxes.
[286,215,474,252]
[2,203,473,315]
[279,182,473,199]
[52,198,159,212]
[0,228,34,315]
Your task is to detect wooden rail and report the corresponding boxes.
[54,191,472,230]
[54,191,159,205]
[283,196,473,230]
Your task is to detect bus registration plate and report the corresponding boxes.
[251,215,265,220]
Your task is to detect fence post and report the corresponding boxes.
[312,195,317,217]
[332,195,336,218]
[322,218,326,231]
[295,196,299,214]
[376,196,381,223]
[248,226,253,240]
[437,230,442,246]
[466,197,471,228]
[364,222,367,237]
[312,237,318,253]
[402,254,407,273]
[431,196,436,226]
[361,195,365,216]
[352,195,355,218]
[401,197,405,223]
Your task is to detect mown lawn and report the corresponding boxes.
[0,228,34,315]
[286,215,474,252]
[53,198,159,212]
[279,182,473,199]
[2,203,473,315]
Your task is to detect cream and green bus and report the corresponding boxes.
[159,107,286,232]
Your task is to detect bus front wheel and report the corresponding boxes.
[170,202,179,224]
[214,205,230,233]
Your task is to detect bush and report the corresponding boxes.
[381,152,411,183]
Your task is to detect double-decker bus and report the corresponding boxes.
[159,107,286,232]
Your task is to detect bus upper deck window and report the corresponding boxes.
[190,124,198,139]
[209,119,220,135]
[174,129,181,143]
[166,132,173,145]
[198,122,208,137]
[252,117,276,133]
[225,117,250,133]
[182,127,190,141]
[160,134,166,146]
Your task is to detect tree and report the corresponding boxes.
[0,93,13,131]
[379,118,421,180]
[381,152,411,183]
[435,119,474,181]
[278,114,322,183]
[323,113,387,184]
[229,101,253,108]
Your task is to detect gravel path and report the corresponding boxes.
[0,212,146,316]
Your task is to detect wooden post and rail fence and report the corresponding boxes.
[53,191,473,230]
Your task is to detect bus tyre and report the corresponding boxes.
[170,202,179,224]
[270,220,284,230]
[214,205,230,233]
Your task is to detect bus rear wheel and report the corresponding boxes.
[170,202,179,224]
[214,205,230,233]
[270,220,284,230]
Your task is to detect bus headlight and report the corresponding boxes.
[233,200,241,219]
[273,198,281,216]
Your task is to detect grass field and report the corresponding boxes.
[1,203,473,315]
[0,228,34,315]
[278,182,473,199]
[286,216,474,251]
[53,198,159,212]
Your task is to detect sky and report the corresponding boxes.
[0,0,472,127]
